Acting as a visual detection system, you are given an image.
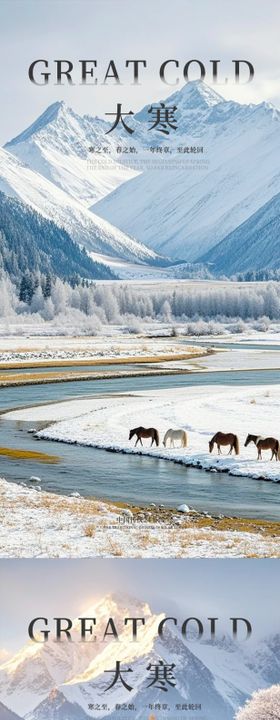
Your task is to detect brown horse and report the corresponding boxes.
[209,432,239,455]
[245,433,280,461]
[129,426,159,447]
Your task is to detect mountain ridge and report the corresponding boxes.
[0,147,159,268]
[200,191,280,275]
[4,101,138,206]
[91,81,280,263]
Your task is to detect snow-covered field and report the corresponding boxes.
[0,477,279,558]
[0,334,203,365]
[7,384,280,483]
[0,330,280,370]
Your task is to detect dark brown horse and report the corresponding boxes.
[209,432,239,455]
[129,427,159,447]
[245,433,280,461]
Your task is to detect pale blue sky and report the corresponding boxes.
[0,559,279,652]
[0,0,279,144]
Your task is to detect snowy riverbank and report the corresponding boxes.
[0,477,279,558]
[3,381,280,557]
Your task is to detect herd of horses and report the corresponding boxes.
[128,427,280,461]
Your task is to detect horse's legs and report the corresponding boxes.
[218,445,221,455]
[135,437,139,446]
[257,448,261,460]
[228,446,232,455]
[151,438,154,447]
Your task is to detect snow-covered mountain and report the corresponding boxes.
[0,147,158,266]
[0,594,154,717]
[0,593,278,720]
[200,191,280,275]
[92,81,280,262]
[5,102,138,206]
[60,626,235,720]
[3,81,280,274]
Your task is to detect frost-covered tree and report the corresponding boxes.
[263,284,280,319]
[30,285,45,314]
[51,279,69,315]
[161,299,172,321]
[96,287,120,322]
[40,297,55,321]
[0,274,16,317]
[235,684,280,719]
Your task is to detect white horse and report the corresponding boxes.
[163,428,188,448]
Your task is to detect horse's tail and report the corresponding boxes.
[277,440,280,460]
[234,435,240,455]
[155,429,159,447]
[183,431,187,447]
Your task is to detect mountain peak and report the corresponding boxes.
[170,80,224,109]
[80,591,152,620]
[5,101,72,147]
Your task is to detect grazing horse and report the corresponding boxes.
[163,429,188,448]
[209,432,239,455]
[245,433,280,461]
[129,426,159,447]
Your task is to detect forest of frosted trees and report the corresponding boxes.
[0,190,113,281]
[1,271,280,333]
